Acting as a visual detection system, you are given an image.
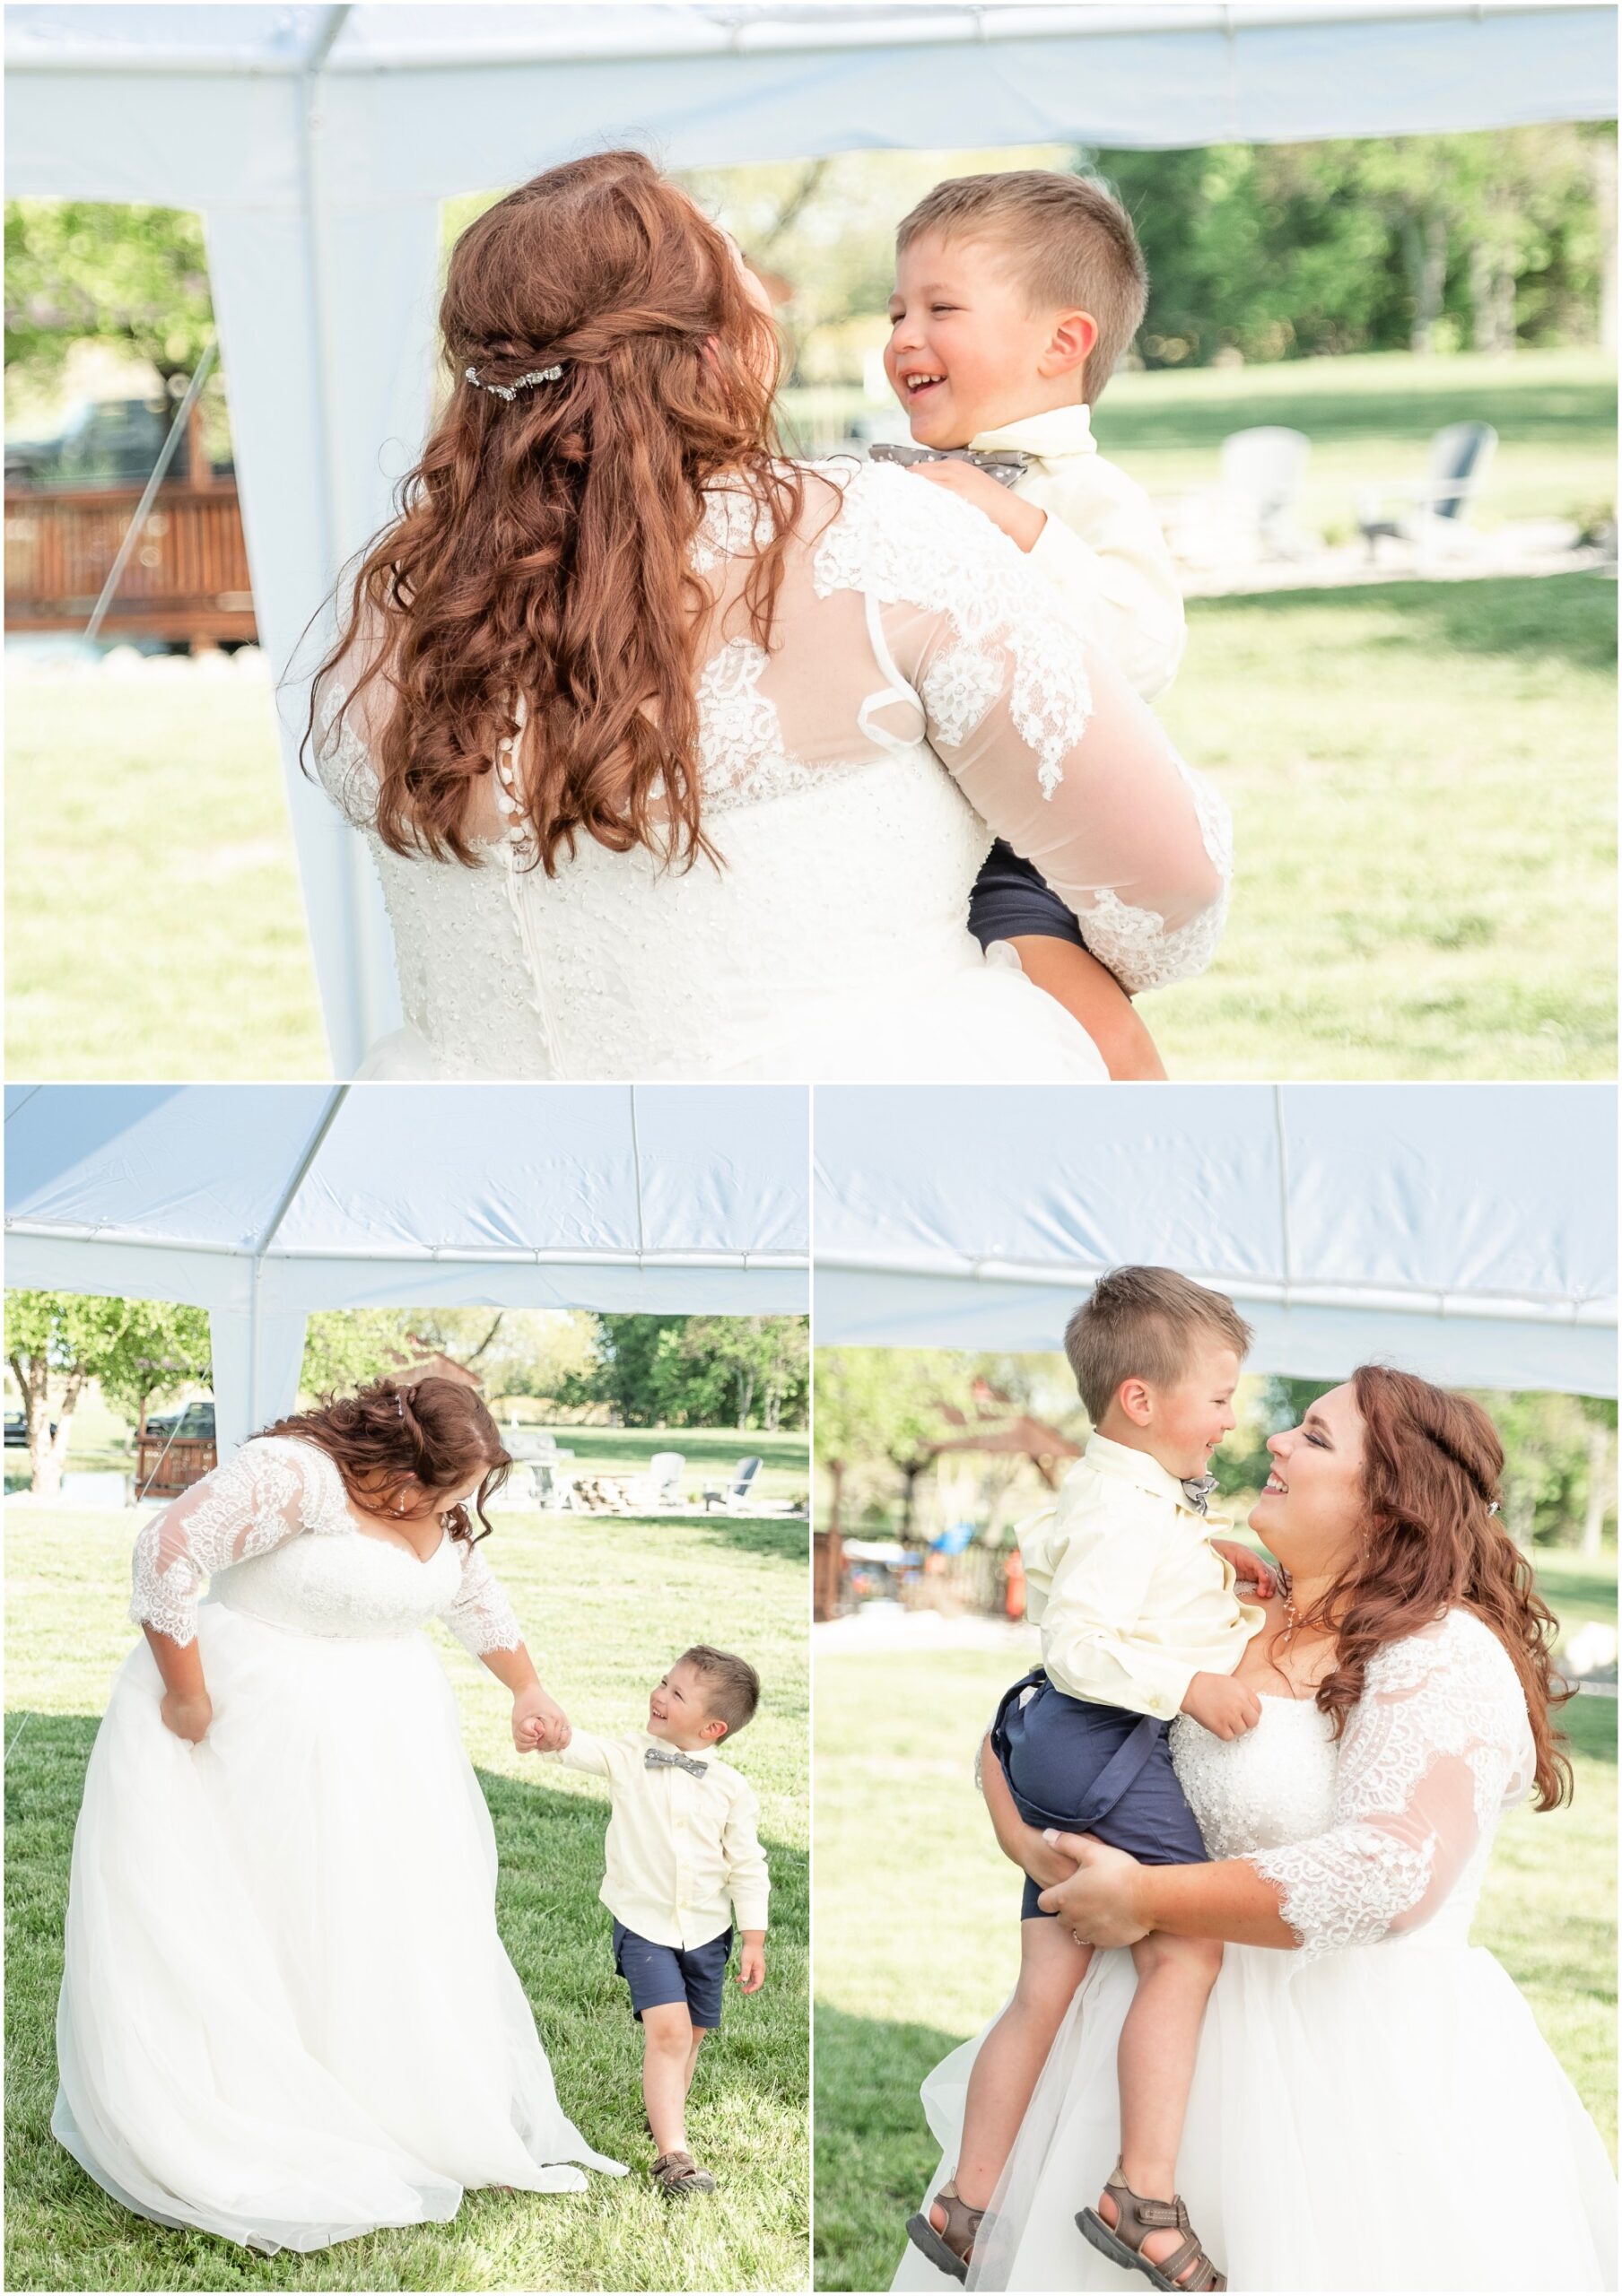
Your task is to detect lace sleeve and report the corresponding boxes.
[440,1537,525,1658]
[129,1437,340,1648]
[819,465,1230,996]
[1248,1610,1535,1964]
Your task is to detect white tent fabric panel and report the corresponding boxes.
[5,1083,810,1449]
[813,1083,1618,1394]
[6,2,1614,1072]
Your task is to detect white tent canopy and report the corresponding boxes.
[7,1,1616,1072]
[5,1082,809,1452]
[814,1083,1618,1394]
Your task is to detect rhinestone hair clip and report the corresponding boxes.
[465,362,564,401]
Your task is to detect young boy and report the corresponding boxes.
[882,170,1185,1082]
[907,1268,1274,2289]
[536,1646,769,2197]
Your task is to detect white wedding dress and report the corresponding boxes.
[54,1437,625,2254]
[315,461,1231,1081]
[894,1609,1617,2293]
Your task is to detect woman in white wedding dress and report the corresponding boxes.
[895,1368,1616,2294]
[54,1377,624,2255]
[307,149,1229,1083]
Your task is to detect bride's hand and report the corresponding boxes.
[161,1688,214,1744]
[512,1683,571,1753]
[1036,1834,1152,1948]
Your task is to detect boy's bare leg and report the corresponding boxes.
[1006,935,1168,1081]
[940,1918,1094,2220]
[685,2027,710,2096]
[1097,1931,1225,2282]
[643,2002,697,2155]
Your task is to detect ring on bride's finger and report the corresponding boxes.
[1071,1928,1090,1946]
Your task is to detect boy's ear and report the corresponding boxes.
[700,1715,729,1744]
[1116,1376,1155,1429]
[1040,308,1098,384]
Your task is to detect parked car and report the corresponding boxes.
[4,396,231,492]
[144,1401,215,1441]
[4,1410,57,1446]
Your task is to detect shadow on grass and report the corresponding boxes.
[1100,371,1618,461]
[814,2000,966,2293]
[1188,570,1617,676]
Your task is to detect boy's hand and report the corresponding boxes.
[1210,1538,1278,1599]
[1180,1671,1262,1740]
[736,1934,766,1993]
[511,1683,571,1753]
[907,460,1047,552]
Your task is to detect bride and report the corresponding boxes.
[306,149,1228,1083]
[895,1367,1617,2293]
[54,1378,624,2254]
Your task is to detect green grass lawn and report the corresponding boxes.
[1144,570,1616,1077]
[786,346,1618,531]
[6,352,1615,1083]
[813,1560,1617,2291]
[4,1504,809,2292]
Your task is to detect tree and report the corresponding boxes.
[813,1349,979,1535]
[4,1291,210,1500]
[4,200,214,393]
[93,1301,212,1431]
[560,1315,809,1430]
[650,1316,810,1431]
[298,1309,415,1404]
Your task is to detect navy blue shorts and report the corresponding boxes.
[990,1670,1208,1920]
[967,840,1086,952]
[611,1919,733,2027]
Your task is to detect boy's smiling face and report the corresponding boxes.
[885,230,1093,447]
[647,1658,726,1752]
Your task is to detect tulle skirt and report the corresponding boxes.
[54,1603,625,2254]
[894,1935,1617,2292]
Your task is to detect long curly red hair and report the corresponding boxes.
[305,149,809,875]
[261,1376,510,1546]
[1301,1366,1571,1810]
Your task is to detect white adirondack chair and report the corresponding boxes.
[1218,426,1315,561]
[1357,421,1498,563]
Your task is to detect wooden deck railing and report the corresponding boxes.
[134,1434,218,1500]
[4,483,257,644]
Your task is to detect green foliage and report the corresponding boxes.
[297,1309,415,1403]
[813,1351,977,1473]
[4,199,215,389]
[561,1317,810,1431]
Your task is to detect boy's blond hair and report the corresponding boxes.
[1065,1266,1252,1422]
[679,1644,761,1737]
[895,169,1147,404]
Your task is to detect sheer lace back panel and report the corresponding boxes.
[314,461,1231,1080]
[1188,1610,1536,1965]
[130,1436,523,1655]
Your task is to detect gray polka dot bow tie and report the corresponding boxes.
[1181,1474,1218,1515]
[645,1746,709,1778]
[867,440,1032,490]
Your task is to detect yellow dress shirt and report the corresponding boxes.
[551,1726,770,1951]
[1018,1433,1264,1721]
[970,404,1187,703]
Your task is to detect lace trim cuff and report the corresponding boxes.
[1248,1827,1436,1966]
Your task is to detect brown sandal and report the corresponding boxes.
[1077,2160,1225,2291]
[651,2148,716,2196]
[906,2180,988,2284]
